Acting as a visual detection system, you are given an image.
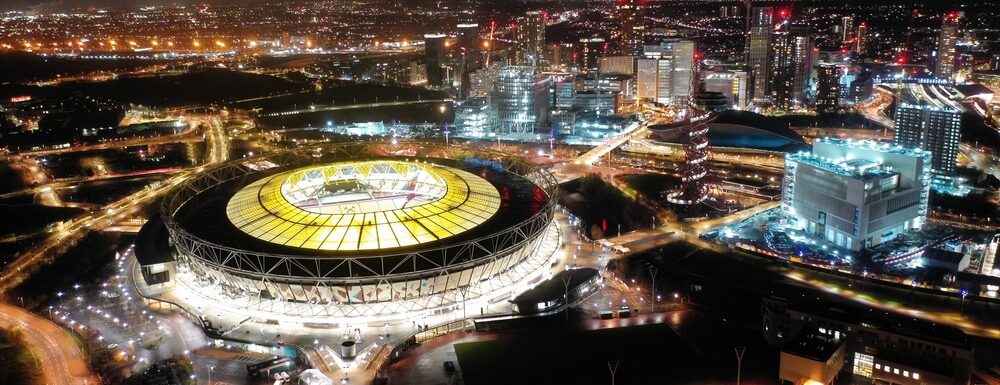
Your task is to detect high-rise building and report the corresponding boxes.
[669,40,696,103]
[641,40,695,105]
[814,64,841,113]
[554,79,576,109]
[572,91,617,116]
[516,11,546,66]
[841,16,854,43]
[424,33,447,88]
[457,23,482,99]
[469,62,502,98]
[935,12,961,79]
[770,22,811,109]
[720,5,740,18]
[578,37,606,72]
[491,66,550,133]
[618,0,645,56]
[855,21,868,54]
[894,83,963,174]
[546,43,576,71]
[703,70,748,109]
[457,23,480,55]
[454,97,491,137]
[848,71,874,104]
[748,7,774,103]
[782,138,931,251]
[599,56,635,75]
[636,58,658,101]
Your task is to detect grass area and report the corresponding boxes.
[620,173,681,201]
[559,175,656,239]
[455,324,702,385]
[0,328,44,385]
[12,232,130,309]
[0,205,85,235]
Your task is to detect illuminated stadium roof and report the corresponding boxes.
[225,160,501,251]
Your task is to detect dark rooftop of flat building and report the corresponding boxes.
[783,329,843,362]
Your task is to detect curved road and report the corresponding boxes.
[0,302,99,385]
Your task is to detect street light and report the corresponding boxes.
[648,266,658,312]
[562,274,572,322]
[607,360,619,385]
[735,347,746,385]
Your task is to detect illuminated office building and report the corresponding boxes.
[491,66,550,133]
[782,138,931,251]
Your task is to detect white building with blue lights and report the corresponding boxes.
[782,139,931,251]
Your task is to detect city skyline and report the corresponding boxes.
[0,1,999,385]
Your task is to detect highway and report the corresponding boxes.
[0,116,229,292]
[15,123,202,157]
[260,98,453,118]
[856,87,897,129]
[0,302,99,385]
[0,112,231,384]
[575,125,649,166]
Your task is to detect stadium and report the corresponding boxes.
[145,142,559,323]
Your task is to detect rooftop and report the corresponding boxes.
[225,160,501,251]
[898,83,964,112]
[783,329,844,362]
[789,138,930,179]
[769,295,973,350]
[787,152,898,180]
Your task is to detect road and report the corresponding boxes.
[259,99,453,118]
[856,87,896,129]
[574,125,649,166]
[0,115,229,293]
[0,302,99,385]
[15,124,202,157]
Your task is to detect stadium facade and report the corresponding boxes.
[143,142,560,322]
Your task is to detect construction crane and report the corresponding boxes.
[485,20,496,66]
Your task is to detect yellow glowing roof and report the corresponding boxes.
[226,160,501,251]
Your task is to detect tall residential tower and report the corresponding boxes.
[516,11,546,66]
[747,7,774,104]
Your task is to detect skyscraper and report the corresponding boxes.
[855,21,868,54]
[814,64,840,113]
[703,70,748,109]
[669,40,696,104]
[747,7,774,104]
[492,66,550,134]
[770,22,811,110]
[935,12,961,79]
[636,58,658,101]
[457,23,482,99]
[841,16,854,43]
[894,84,963,174]
[642,40,695,105]
[516,11,545,66]
[424,33,447,88]
[618,0,645,56]
[457,23,480,55]
[599,56,635,75]
[578,37,606,72]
